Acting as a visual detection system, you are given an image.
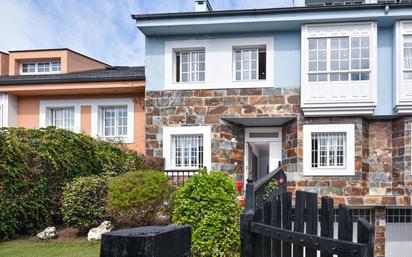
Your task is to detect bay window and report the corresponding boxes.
[308,35,370,82]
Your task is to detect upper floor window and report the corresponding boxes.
[308,35,370,83]
[403,35,412,80]
[175,50,205,83]
[47,107,75,131]
[233,47,266,81]
[20,61,61,75]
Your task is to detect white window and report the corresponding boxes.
[307,35,370,82]
[48,107,75,131]
[39,98,134,143]
[0,104,3,127]
[234,47,266,81]
[101,106,128,138]
[20,61,61,75]
[172,135,204,169]
[311,132,345,168]
[163,126,211,171]
[175,50,205,83]
[303,124,355,176]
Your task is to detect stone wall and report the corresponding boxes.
[145,87,412,205]
[145,87,301,182]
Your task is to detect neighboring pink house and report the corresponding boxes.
[0,48,145,152]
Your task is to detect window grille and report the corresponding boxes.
[172,135,204,169]
[386,209,412,223]
[311,132,346,168]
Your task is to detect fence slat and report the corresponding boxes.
[338,204,353,257]
[320,196,334,257]
[255,207,264,257]
[271,195,281,257]
[357,218,374,257]
[263,200,272,257]
[240,211,256,257]
[305,192,318,257]
[293,191,306,257]
[281,192,292,257]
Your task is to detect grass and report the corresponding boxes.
[0,239,100,257]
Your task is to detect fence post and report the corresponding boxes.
[358,218,374,257]
[241,178,256,257]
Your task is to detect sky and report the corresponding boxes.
[0,0,292,66]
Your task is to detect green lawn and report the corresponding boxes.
[0,240,100,257]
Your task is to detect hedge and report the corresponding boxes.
[0,127,142,240]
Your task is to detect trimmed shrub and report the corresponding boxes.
[107,171,172,226]
[173,170,242,257]
[0,127,141,240]
[61,175,109,233]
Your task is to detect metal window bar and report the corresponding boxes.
[312,132,346,168]
[386,208,412,223]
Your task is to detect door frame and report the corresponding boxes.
[244,127,282,185]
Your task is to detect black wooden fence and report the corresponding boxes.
[240,175,374,257]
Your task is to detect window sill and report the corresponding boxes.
[303,169,355,176]
[98,136,134,144]
[165,81,273,90]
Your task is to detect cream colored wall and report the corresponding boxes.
[17,93,145,153]
[8,49,108,76]
[66,51,107,73]
[9,50,68,75]
[0,53,9,76]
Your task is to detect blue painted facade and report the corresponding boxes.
[140,6,412,116]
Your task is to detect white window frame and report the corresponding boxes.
[98,105,129,140]
[163,126,211,171]
[39,98,134,143]
[233,47,266,82]
[302,22,377,86]
[303,124,355,176]
[395,20,412,114]
[165,37,274,90]
[47,107,76,131]
[20,61,61,75]
[174,49,205,83]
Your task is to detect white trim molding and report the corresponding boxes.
[301,22,378,116]
[39,98,135,143]
[164,37,274,90]
[394,20,412,114]
[0,94,17,127]
[303,124,355,176]
[163,126,212,171]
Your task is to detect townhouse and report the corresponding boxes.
[133,0,412,256]
[0,48,145,152]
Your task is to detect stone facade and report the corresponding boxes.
[145,86,412,257]
[145,87,412,206]
[145,87,301,181]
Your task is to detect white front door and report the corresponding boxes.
[244,127,282,182]
[269,141,281,172]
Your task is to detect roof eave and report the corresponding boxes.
[0,76,145,86]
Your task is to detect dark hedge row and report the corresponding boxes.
[0,127,142,240]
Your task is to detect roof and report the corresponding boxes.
[132,3,412,20]
[7,48,110,66]
[133,3,412,35]
[0,66,145,85]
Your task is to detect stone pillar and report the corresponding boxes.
[374,207,386,257]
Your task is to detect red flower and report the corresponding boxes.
[236,182,243,192]
[279,178,285,185]
[239,198,246,207]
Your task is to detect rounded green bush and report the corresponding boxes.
[61,175,109,233]
[172,170,242,257]
[107,170,172,226]
[0,127,142,240]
